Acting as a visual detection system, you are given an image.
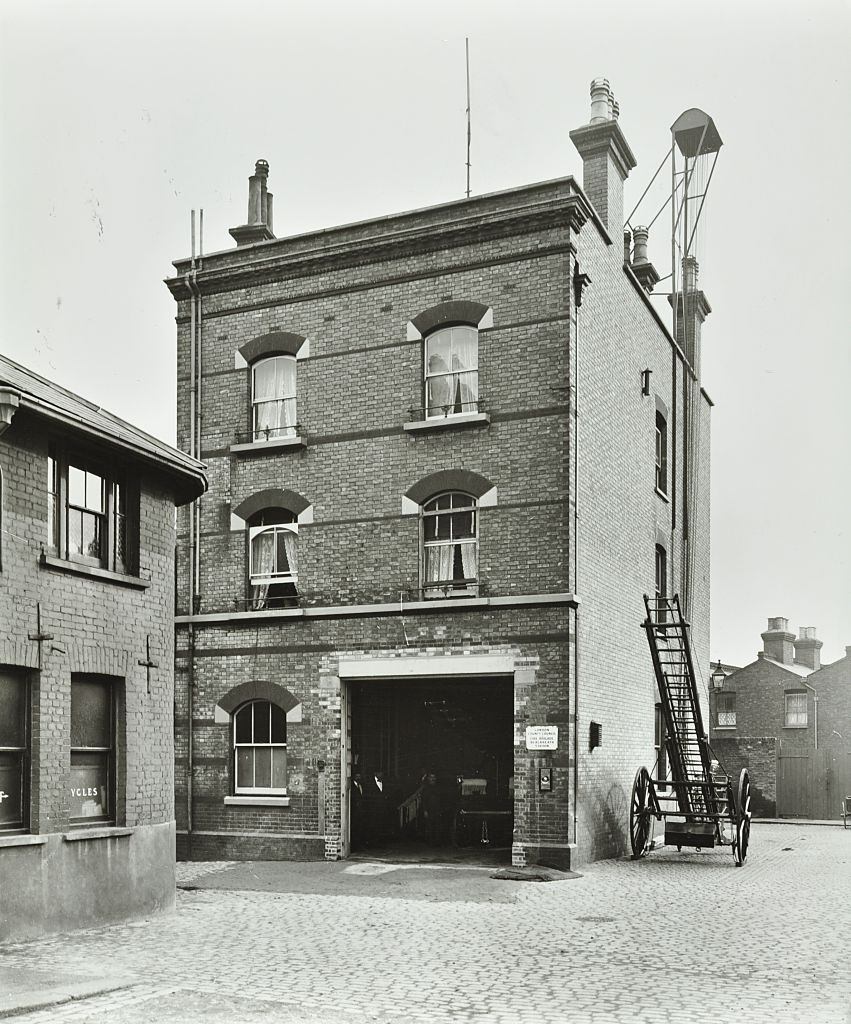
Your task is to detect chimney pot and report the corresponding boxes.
[612,97,620,121]
[589,78,611,123]
[229,158,276,246]
[632,225,650,265]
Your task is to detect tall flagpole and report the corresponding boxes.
[465,38,471,198]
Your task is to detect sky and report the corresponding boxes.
[1,0,849,666]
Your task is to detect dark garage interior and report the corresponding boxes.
[348,676,514,862]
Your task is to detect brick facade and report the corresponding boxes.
[0,359,205,941]
[709,635,851,820]
[169,99,712,868]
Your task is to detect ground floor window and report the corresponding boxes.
[234,700,287,794]
[70,674,115,824]
[0,667,29,832]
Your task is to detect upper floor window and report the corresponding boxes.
[70,674,115,825]
[425,326,479,418]
[655,411,668,495]
[654,544,667,600]
[252,355,296,441]
[249,508,298,609]
[784,691,807,728]
[0,667,29,833]
[234,699,287,794]
[48,449,135,574]
[716,692,736,728]
[422,491,478,598]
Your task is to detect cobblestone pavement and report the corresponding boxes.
[1,823,849,1024]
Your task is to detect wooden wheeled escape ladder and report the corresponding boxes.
[643,594,716,819]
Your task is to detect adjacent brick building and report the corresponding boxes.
[0,355,206,941]
[709,618,851,818]
[167,80,713,869]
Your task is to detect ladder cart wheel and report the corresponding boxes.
[630,767,653,859]
[733,768,752,867]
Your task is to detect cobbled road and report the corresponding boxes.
[2,823,849,1023]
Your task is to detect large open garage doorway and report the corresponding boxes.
[347,675,514,864]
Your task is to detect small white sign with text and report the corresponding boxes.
[525,725,559,750]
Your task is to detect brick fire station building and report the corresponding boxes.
[167,81,713,869]
[0,355,206,941]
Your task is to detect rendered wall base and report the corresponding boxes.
[0,821,175,943]
[177,831,326,862]
[513,841,575,871]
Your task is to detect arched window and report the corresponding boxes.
[422,491,478,598]
[252,354,296,441]
[424,325,479,418]
[234,699,287,794]
[248,508,298,609]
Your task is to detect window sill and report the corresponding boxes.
[0,833,48,848]
[654,487,670,503]
[230,436,306,455]
[41,555,150,590]
[403,412,490,434]
[783,725,809,730]
[224,796,291,807]
[714,725,737,731]
[63,826,133,842]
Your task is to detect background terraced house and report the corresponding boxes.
[169,79,713,869]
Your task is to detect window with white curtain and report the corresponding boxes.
[422,492,478,598]
[252,355,297,440]
[248,509,298,609]
[424,326,479,418]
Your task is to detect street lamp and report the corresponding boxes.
[710,661,726,691]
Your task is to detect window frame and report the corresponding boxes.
[655,410,668,496]
[420,490,479,599]
[248,522,298,586]
[233,699,288,796]
[0,668,30,834]
[251,354,297,442]
[48,446,136,576]
[69,675,116,827]
[784,691,808,728]
[246,508,299,609]
[423,324,480,420]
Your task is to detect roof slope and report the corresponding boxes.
[0,352,206,503]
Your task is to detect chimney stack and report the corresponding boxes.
[668,255,711,375]
[570,78,636,235]
[761,616,795,665]
[229,159,276,246]
[630,225,660,294]
[794,626,822,672]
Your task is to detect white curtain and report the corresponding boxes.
[254,357,297,437]
[283,530,298,580]
[250,529,275,609]
[460,540,477,585]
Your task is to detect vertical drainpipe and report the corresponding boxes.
[184,210,203,855]
[570,259,588,849]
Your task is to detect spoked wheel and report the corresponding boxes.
[733,768,752,867]
[630,767,654,859]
